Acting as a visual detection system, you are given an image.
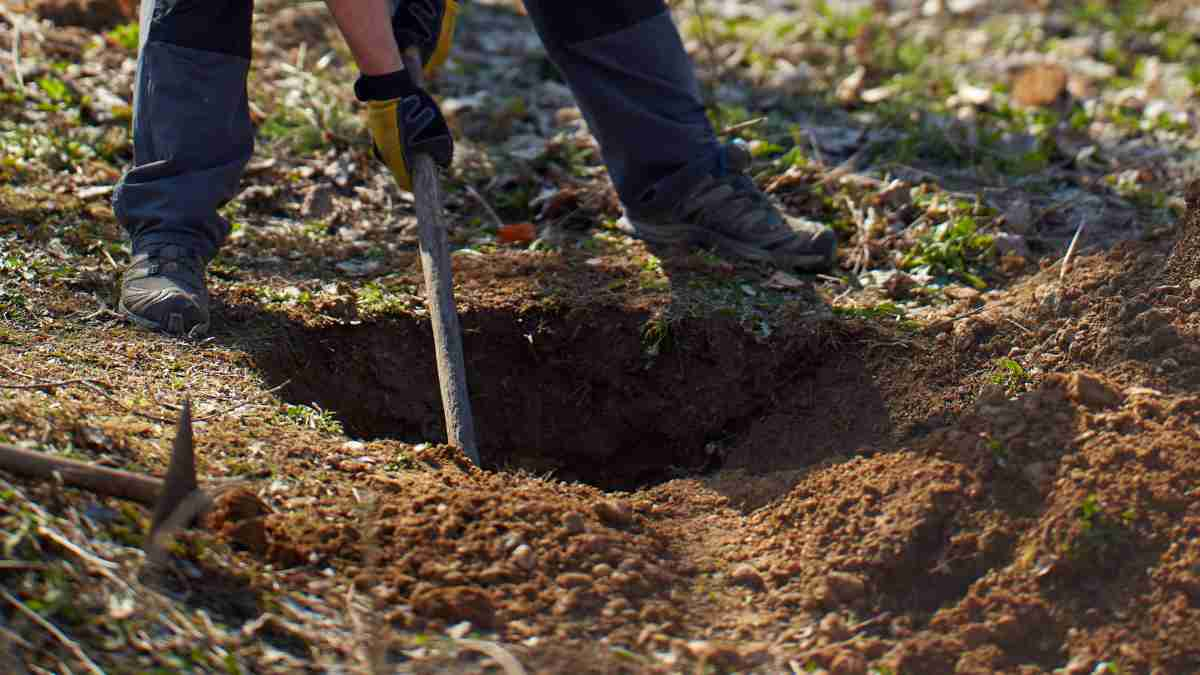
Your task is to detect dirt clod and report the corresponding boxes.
[1067,371,1121,409]
[593,500,635,528]
[823,571,868,605]
[731,564,766,591]
[563,511,586,534]
[411,586,496,629]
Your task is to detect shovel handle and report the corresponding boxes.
[401,47,480,466]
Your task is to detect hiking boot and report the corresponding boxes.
[119,245,210,337]
[618,143,837,271]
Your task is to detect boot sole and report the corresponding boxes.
[617,217,834,272]
[118,299,210,339]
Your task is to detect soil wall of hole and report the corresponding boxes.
[254,308,858,487]
[1164,180,1200,286]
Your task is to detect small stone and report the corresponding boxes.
[479,565,509,585]
[563,511,586,535]
[591,563,613,577]
[593,500,635,528]
[511,544,535,571]
[1067,372,1121,409]
[829,650,868,675]
[556,572,592,589]
[300,184,335,220]
[1012,63,1069,108]
[730,564,766,591]
[824,572,867,605]
[411,586,495,628]
[820,613,851,641]
[1003,199,1035,235]
[944,285,982,301]
[1061,654,1095,675]
[225,517,269,555]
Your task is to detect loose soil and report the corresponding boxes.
[2,2,1199,674]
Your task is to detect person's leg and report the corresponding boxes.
[112,0,254,335]
[519,1,719,210]
[520,1,835,271]
[115,0,254,259]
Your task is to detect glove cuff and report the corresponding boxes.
[354,69,419,102]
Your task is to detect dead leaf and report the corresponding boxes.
[836,66,867,105]
[1013,64,1069,108]
[763,271,806,290]
[497,223,536,244]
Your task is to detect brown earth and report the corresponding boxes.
[190,187,1198,673]
[2,3,1199,673]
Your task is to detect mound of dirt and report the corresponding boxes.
[250,449,688,642]
[1164,180,1200,288]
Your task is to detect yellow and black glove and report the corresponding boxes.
[356,70,454,192]
[392,0,458,78]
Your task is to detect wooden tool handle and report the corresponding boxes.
[402,47,480,466]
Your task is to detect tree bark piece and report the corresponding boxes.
[0,443,164,505]
[402,47,480,466]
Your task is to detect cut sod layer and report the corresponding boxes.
[253,305,876,489]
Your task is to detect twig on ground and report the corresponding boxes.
[3,9,24,91]
[1059,219,1087,281]
[1,588,108,675]
[457,639,529,675]
[817,136,878,187]
[843,195,871,276]
[1005,317,1033,334]
[807,129,826,168]
[36,525,118,571]
[0,377,103,391]
[148,381,289,422]
[718,116,766,137]
[0,364,285,424]
[464,184,505,230]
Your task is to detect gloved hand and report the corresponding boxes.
[392,0,459,78]
[356,70,454,192]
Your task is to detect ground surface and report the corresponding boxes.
[2,1,1199,673]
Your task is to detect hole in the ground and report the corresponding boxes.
[253,307,889,491]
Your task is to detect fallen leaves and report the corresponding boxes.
[496,222,536,244]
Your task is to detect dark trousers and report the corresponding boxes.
[112,0,720,258]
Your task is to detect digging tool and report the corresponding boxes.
[0,402,211,534]
[400,46,480,466]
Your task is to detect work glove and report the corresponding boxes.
[393,0,459,78]
[355,70,454,192]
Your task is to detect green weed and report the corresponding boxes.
[357,281,418,316]
[900,214,994,289]
[1066,493,1133,564]
[991,357,1027,393]
[106,22,140,52]
[280,402,343,434]
[640,316,672,360]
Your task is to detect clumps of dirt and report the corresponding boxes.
[257,451,686,642]
[1164,180,1200,288]
[203,488,275,556]
[745,452,998,616]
